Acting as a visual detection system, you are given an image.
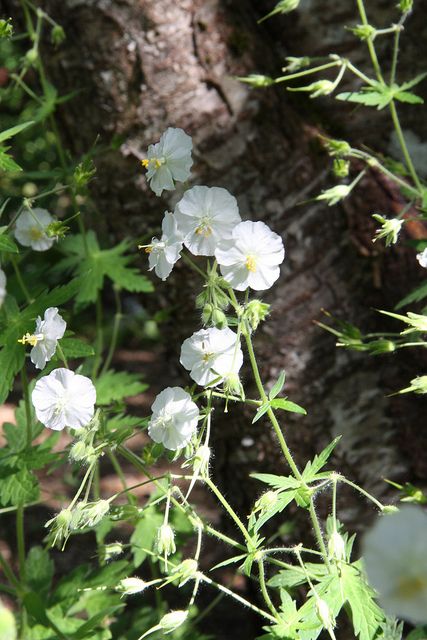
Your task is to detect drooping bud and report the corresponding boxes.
[172,558,198,587]
[316,598,335,631]
[116,577,148,595]
[45,507,73,548]
[238,74,275,87]
[316,184,351,206]
[194,445,211,476]
[349,24,377,40]
[282,56,311,72]
[101,542,124,563]
[253,490,278,515]
[160,610,188,634]
[156,524,176,558]
[80,499,110,528]
[244,299,270,331]
[328,530,346,562]
[211,308,228,329]
[51,24,66,46]
[397,0,413,12]
[202,303,213,324]
[372,214,404,246]
[332,158,350,178]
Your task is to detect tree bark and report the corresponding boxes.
[7,0,427,538]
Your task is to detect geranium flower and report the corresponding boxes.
[18,307,66,369]
[14,208,55,251]
[32,368,96,431]
[141,212,183,280]
[174,186,241,256]
[142,127,193,196]
[0,268,6,308]
[215,220,285,291]
[362,505,427,625]
[180,327,243,387]
[148,387,199,450]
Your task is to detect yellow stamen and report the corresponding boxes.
[18,332,39,347]
[203,352,214,363]
[30,227,43,241]
[154,159,163,168]
[245,256,257,272]
[144,246,153,254]
[397,575,427,599]
[141,159,149,168]
[195,225,212,238]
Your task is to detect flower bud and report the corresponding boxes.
[239,74,275,87]
[156,524,176,557]
[223,372,245,399]
[324,138,351,158]
[317,184,351,206]
[69,441,87,462]
[202,303,213,324]
[398,0,413,12]
[332,158,350,178]
[349,24,376,40]
[0,19,13,39]
[381,505,399,514]
[372,214,403,246]
[173,558,198,586]
[296,80,335,98]
[51,24,66,46]
[211,308,227,329]
[116,577,148,595]
[101,542,124,563]
[316,598,335,631]
[160,610,188,634]
[45,507,73,548]
[328,530,346,562]
[283,56,311,72]
[81,499,110,528]
[25,48,38,65]
[194,445,211,475]
[253,490,278,514]
[244,299,270,331]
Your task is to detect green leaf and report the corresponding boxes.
[394,91,423,105]
[0,121,34,143]
[0,147,23,173]
[59,337,95,358]
[302,436,341,482]
[252,402,270,423]
[0,467,39,506]
[399,71,427,91]
[0,343,25,404]
[270,398,307,415]
[0,234,19,253]
[341,562,385,640]
[396,280,427,309]
[25,547,54,597]
[95,370,148,405]
[55,232,153,306]
[131,508,163,567]
[269,370,286,400]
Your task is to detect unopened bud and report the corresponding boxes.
[349,24,376,40]
[202,303,213,324]
[253,490,278,514]
[211,308,227,329]
[102,542,124,563]
[160,610,188,634]
[223,372,245,399]
[116,577,147,595]
[381,505,399,514]
[316,598,335,631]
[317,184,351,206]
[244,299,270,331]
[194,445,211,475]
[328,530,346,562]
[81,499,110,528]
[173,558,198,586]
[239,74,275,87]
[51,24,65,46]
[398,0,413,12]
[69,441,87,462]
[25,48,38,64]
[156,524,176,557]
[333,158,350,178]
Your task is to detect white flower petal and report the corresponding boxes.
[148,386,199,450]
[32,368,96,431]
[14,208,55,252]
[0,268,6,308]
[144,128,193,196]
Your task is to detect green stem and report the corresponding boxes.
[275,60,341,84]
[16,506,26,583]
[389,101,423,192]
[92,293,104,378]
[0,551,20,590]
[244,329,302,480]
[308,500,330,567]
[355,0,384,82]
[11,256,32,304]
[257,558,280,619]
[339,476,385,510]
[107,449,134,505]
[56,343,69,368]
[204,477,252,545]
[20,366,32,449]
[101,286,122,375]
[390,26,401,85]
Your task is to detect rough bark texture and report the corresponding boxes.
[6,0,427,565]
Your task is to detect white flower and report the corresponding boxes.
[174,186,241,256]
[32,368,96,431]
[18,307,66,370]
[142,127,193,196]
[417,248,427,268]
[148,387,199,450]
[0,268,6,308]
[141,212,183,280]
[14,208,55,251]
[362,505,427,625]
[180,327,243,387]
[215,220,285,291]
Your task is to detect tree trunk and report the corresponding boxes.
[7,0,427,538]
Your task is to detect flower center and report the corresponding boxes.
[396,575,427,599]
[202,352,214,363]
[54,394,69,416]
[30,227,44,241]
[18,332,44,347]
[245,255,257,272]
[141,157,165,169]
[195,218,213,238]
